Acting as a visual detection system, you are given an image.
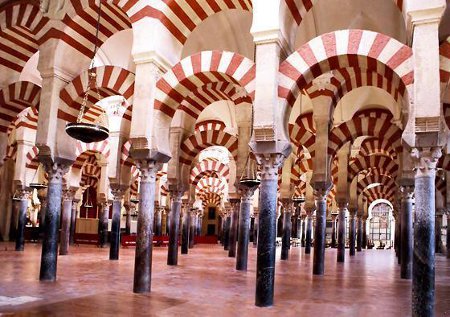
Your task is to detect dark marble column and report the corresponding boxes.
[313,187,328,275]
[447,212,450,259]
[133,160,161,294]
[236,187,256,271]
[400,185,414,279]
[181,204,190,254]
[411,147,441,317]
[349,209,356,257]
[167,189,183,265]
[301,215,306,247]
[280,198,292,260]
[396,214,402,264]
[305,211,313,254]
[435,211,444,254]
[154,206,162,236]
[124,203,131,235]
[254,153,284,307]
[189,210,196,248]
[59,189,74,255]
[337,202,347,263]
[69,199,79,245]
[110,185,125,261]
[39,161,70,282]
[331,214,337,248]
[15,189,31,251]
[253,212,259,248]
[224,214,231,251]
[362,217,367,249]
[228,200,239,257]
[37,189,47,236]
[356,215,363,252]
[296,215,302,239]
[99,202,110,248]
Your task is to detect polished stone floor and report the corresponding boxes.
[0,242,449,316]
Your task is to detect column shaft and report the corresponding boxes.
[401,188,413,279]
[110,196,123,260]
[281,205,291,260]
[236,190,254,271]
[59,196,72,255]
[331,216,337,248]
[337,207,346,262]
[167,192,182,265]
[69,200,78,245]
[15,197,29,251]
[189,212,195,248]
[357,216,363,252]
[228,204,239,258]
[349,213,356,256]
[362,219,367,249]
[99,203,109,248]
[181,208,190,254]
[313,196,326,275]
[224,216,231,250]
[305,214,312,254]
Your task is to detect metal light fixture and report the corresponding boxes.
[65,0,109,143]
[292,196,305,204]
[29,168,47,190]
[130,197,139,204]
[83,187,93,208]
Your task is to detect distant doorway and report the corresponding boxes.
[207,224,215,236]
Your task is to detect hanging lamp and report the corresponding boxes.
[239,94,260,188]
[83,187,93,208]
[29,167,47,190]
[292,196,305,204]
[65,0,109,143]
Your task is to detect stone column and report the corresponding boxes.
[124,202,131,235]
[69,199,79,245]
[228,199,240,258]
[39,161,70,282]
[253,211,259,248]
[254,153,284,307]
[280,198,292,261]
[400,184,414,279]
[236,187,256,271]
[181,203,190,254]
[133,160,161,294]
[396,213,402,264]
[110,185,125,261]
[162,209,167,235]
[313,187,328,275]
[224,213,231,251]
[362,217,367,249]
[14,188,31,251]
[37,189,47,236]
[189,209,196,248]
[349,209,356,257]
[167,189,183,265]
[446,211,450,259]
[331,214,337,248]
[99,202,110,248]
[296,214,302,240]
[337,201,347,263]
[435,210,444,254]
[356,214,363,252]
[301,215,306,247]
[305,210,313,254]
[154,206,162,236]
[59,189,74,255]
[411,147,441,316]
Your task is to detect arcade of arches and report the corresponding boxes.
[0,0,450,316]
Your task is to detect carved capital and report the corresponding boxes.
[62,188,76,201]
[411,147,442,178]
[110,185,127,201]
[42,161,70,183]
[336,200,348,210]
[135,159,162,183]
[400,185,414,200]
[240,186,256,204]
[254,153,285,181]
[15,188,32,200]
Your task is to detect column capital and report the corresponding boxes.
[134,159,162,183]
[240,186,256,204]
[254,153,285,181]
[336,200,348,210]
[62,188,76,202]
[14,187,32,200]
[349,208,357,217]
[400,184,415,200]
[411,147,442,177]
[110,184,127,201]
[41,161,71,183]
[168,186,185,202]
[313,182,331,201]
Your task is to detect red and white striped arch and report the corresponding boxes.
[180,82,251,120]
[362,184,396,205]
[58,0,131,60]
[439,37,450,87]
[328,110,402,157]
[358,137,398,161]
[151,0,252,44]
[0,81,40,133]
[289,112,316,157]
[25,145,39,170]
[7,107,39,137]
[279,30,413,108]
[73,140,110,170]
[304,67,406,108]
[179,129,238,165]
[59,66,135,123]
[0,1,48,73]
[284,0,402,27]
[199,192,222,208]
[195,119,226,132]
[4,142,17,162]
[348,154,398,184]
[120,140,133,166]
[357,173,395,196]
[196,176,226,193]
[190,159,229,186]
[155,51,255,119]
